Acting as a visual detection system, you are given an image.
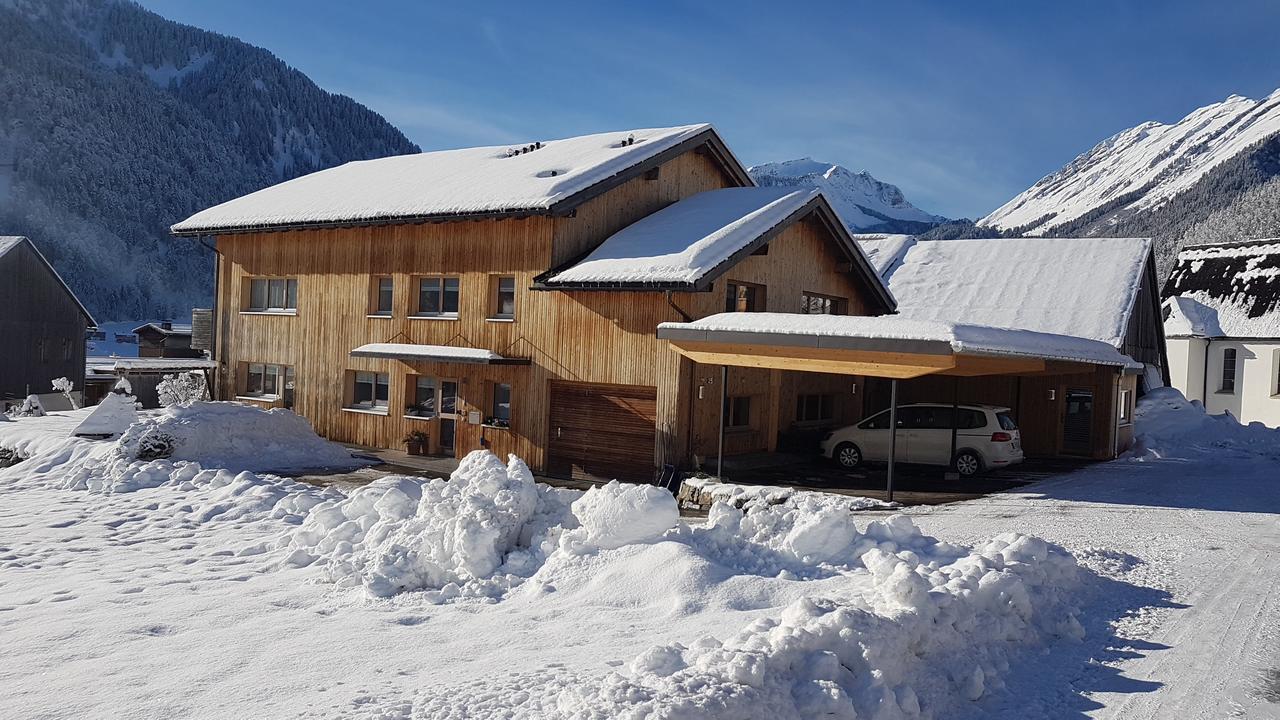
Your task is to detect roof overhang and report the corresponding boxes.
[349,343,531,365]
[656,314,1137,379]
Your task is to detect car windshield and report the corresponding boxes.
[997,412,1018,431]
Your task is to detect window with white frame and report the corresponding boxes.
[373,276,393,316]
[416,276,460,317]
[349,371,389,412]
[492,276,516,319]
[488,382,511,427]
[1119,389,1132,425]
[1220,348,1237,393]
[1274,349,1280,396]
[407,375,437,417]
[247,278,298,312]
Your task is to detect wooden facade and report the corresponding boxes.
[0,237,93,406]
[211,143,891,478]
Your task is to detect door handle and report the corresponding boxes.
[557,426,562,439]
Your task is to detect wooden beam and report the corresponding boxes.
[940,355,1046,376]
[669,345,953,379]
[669,340,957,369]
[765,369,782,452]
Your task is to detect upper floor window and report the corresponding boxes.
[1220,348,1237,394]
[801,292,846,315]
[372,276,393,316]
[725,281,765,313]
[416,277,460,317]
[491,276,516,320]
[248,278,298,313]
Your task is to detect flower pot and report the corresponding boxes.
[406,440,426,456]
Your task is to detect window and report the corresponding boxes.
[489,383,512,427]
[725,281,764,312]
[795,393,835,423]
[1119,389,1133,425]
[801,292,846,315]
[492,276,516,319]
[373,277,393,316]
[63,338,72,362]
[440,380,458,415]
[859,409,890,430]
[1220,348,1237,393]
[723,396,752,429]
[407,375,437,417]
[247,278,298,312]
[1275,349,1280,396]
[416,277,460,317]
[37,336,46,363]
[243,362,292,400]
[350,371,389,412]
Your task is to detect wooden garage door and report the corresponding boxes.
[547,381,658,483]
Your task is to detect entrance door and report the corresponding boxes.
[1062,389,1093,456]
[547,381,657,483]
[438,379,459,456]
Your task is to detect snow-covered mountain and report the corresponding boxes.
[979,91,1280,272]
[749,159,946,234]
[0,0,418,320]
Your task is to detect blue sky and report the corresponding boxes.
[138,0,1280,219]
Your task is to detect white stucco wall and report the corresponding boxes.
[1168,337,1280,428]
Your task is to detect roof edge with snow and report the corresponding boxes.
[534,193,896,313]
[171,126,752,237]
[0,236,96,327]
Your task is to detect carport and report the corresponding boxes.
[656,313,1139,501]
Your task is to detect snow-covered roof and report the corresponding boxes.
[657,313,1139,368]
[1162,239,1280,339]
[0,236,96,326]
[172,124,747,235]
[853,236,1152,348]
[132,322,193,337]
[349,343,529,365]
[543,187,818,286]
[87,356,216,373]
[850,233,915,278]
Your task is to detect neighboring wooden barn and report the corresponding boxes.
[0,236,95,409]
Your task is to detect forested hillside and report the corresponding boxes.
[0,0,418,320]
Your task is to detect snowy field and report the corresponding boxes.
[0,392,1277,719]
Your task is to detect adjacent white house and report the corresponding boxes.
[1162,239,1280,427]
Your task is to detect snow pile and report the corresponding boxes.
[115,401,361,472]
[283,451,582,599]
[71,392,137,437]
[682,476,895,512]
[1127,387,1280,461]
[575,532,1084,719]
[562,480,679,552]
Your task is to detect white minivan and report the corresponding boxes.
[819,403,1023,477]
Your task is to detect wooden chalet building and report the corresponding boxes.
[0,236,95,410]
[173,125,1164,480]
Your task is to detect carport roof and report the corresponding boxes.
[656,312,1140,378]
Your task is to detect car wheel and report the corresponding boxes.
[954,450,983,477]
[834,442,862,469]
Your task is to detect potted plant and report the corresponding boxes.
[403,430,429,456]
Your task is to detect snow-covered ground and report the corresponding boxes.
[0,392,1277,719]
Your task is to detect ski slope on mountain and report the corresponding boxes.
[982,90,1280,234]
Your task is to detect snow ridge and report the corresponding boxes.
[981,90,1280,234]
[750,158,946,232]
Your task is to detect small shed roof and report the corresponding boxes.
[853,235,1152,349]
[132,322,193,337]
[172,124,751,235]
[1162,238,1280,339]
[349,343,530,365]
[0,236,96,326]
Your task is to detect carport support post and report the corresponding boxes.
[887,379,898,503]
[717,365,727,479]
[950,377,959,469]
